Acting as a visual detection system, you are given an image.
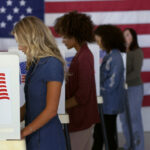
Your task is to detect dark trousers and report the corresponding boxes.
[92,114,118,150]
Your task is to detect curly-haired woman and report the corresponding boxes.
[55,11,100,150]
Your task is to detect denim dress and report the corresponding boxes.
[100,49,126,114]
[24,56,66,150]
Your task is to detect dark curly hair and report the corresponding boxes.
[94,25,126,53]
[54,11,94,44]
[123,28,139,51]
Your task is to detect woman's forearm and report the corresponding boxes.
[21,81,62,138]
[21,108,57,138]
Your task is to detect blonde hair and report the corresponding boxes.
[12,16,65,69]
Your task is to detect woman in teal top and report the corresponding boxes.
[12,16,66,150]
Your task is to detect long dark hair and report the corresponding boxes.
[94,25,126,53]
[124,28,139,51]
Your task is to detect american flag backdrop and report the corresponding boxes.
[0,0,150,106]
[0,73,10,100]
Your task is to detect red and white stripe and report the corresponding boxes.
[21,74,26,83]
[0,0,150,106]
[0,73,10,100]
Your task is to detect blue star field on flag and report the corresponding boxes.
[0,0,44,38]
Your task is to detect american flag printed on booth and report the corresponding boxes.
[20,62,27,84]
[0,73,10,100]
[65,57,73,68]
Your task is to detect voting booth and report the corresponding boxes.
[0,53,20,140]
[0,53,26,150]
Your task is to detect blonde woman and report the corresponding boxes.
[12,16,66,150]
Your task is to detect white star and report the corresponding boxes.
[20,0,26,6]
[7,14,13,21]
[6,0,13,6]
[0,7,6,13]
[26,7,32,14]
[20,14,25,19]
[13,7,19,14]
[0,22,6,28]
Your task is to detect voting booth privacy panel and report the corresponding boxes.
[0,53,20,140]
